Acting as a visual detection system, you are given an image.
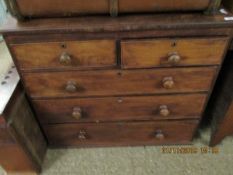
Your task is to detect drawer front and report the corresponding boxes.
[11,40,116,70]
[121,37,228,68]
[23,67,216,98]
[33,94,206,124]
[44,120,198,147]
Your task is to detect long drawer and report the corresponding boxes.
[22,67,216,98]
[33,94,207,124]
[11,40,116,71]
[44,120,199,147]
[121,37,228,69]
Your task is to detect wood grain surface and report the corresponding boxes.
[33,94,206,124]
[121,37,228,68]
[14,0,210,17]
[0,125,15,144]
[1,14,233,35]
[44,120,199,147]
[22,67,217,98]
[0,84,47,173]
[0,145,36,173]
[11,40,116,71]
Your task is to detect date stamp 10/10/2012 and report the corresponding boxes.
[161,146,220,154]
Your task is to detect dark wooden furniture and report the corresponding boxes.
[223,0,233,13]
[0,64,47,174]
[4,0,221,19]
[1,13,233,147]
[208,46,233,146]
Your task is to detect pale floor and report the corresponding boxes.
[0,41,233,175]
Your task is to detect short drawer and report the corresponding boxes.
[44,120,199,147]
[11,40,116,70]
[33,94,206,124]
[121,37,228,68]
[23,67,216,98]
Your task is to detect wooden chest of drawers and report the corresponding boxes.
[1,13,232,147]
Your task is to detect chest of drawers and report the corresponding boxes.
[1,13,232,147]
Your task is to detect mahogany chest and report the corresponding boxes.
[1,13,232,147]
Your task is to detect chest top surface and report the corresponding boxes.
[1,12,233,35]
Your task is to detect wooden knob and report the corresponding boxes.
[168,52,181,64]
[162,77,174,89]
[60,52,71,64]
[72,107,82,120]
[78,130,87,140]
[159,105,170,117]
[65,81,77,93]
[155,130,165,140]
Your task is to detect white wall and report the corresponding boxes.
[0,0,7,41]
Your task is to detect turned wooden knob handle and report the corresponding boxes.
[60,52,71,64]
[155,130,165,140]
[162,77,174,89]
[65,81,77,93]
[78,130,87,140]
[72,107,82,120]
[159,105,170,117]
[168,52,181,64]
